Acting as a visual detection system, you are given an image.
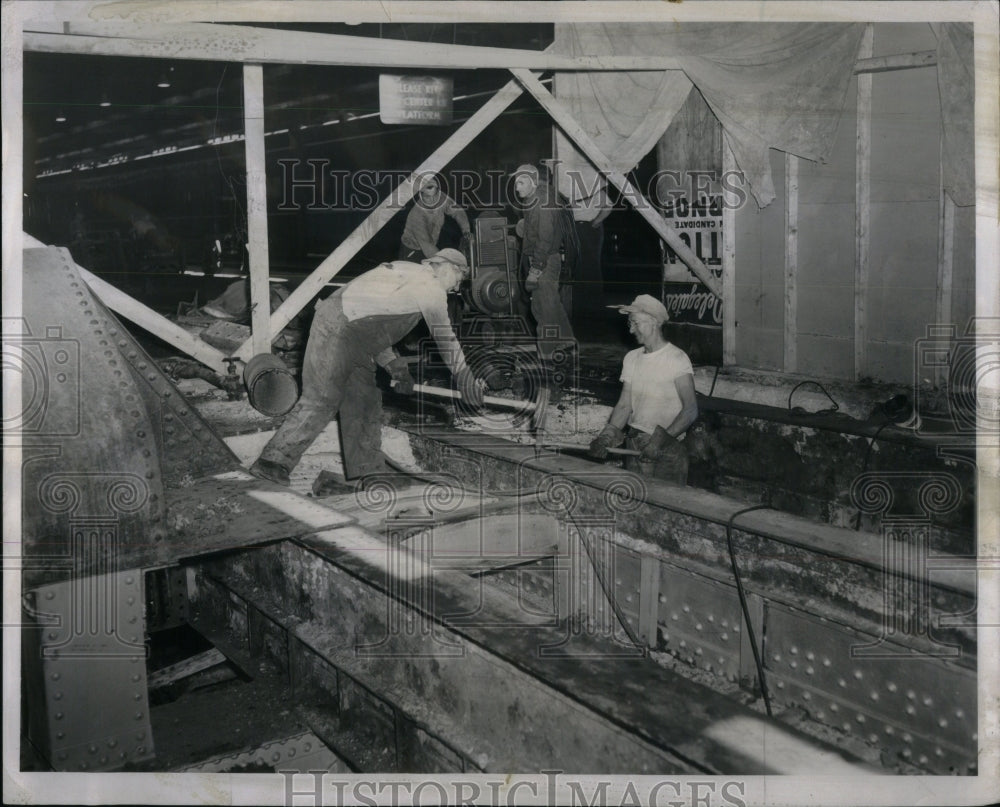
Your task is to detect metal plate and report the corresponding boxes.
[20,248,165,583]
[763,602,977,774]
[24,569,154,771]
[656,563,743,683]
[176,730,347,773]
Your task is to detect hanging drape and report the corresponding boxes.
[553,23,867,209]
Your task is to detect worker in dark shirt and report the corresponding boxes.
[513,163,576,394]
[250,249,484,489]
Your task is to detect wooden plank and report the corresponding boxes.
[854,24,874,381]
[722,139,737,367]
[75,266,229,374]
[784,153,799,373]
[234,80,525,359]
[243,64,271,357]
[23,233,230,374]
[23,21,682,71]
[148,648,227,689]
[854,50,937,74]
[510,68,721,298]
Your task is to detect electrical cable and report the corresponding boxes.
[852,419,894,531]
[787,380,840,414]
[725,503,774,717]
[708,365,721,398]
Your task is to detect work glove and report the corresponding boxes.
[525,267,543,292]
[588,424,624,459]
[481,365,510,392]
[455,366,485,409]
[386,357,416,396]
[640,425,672,462]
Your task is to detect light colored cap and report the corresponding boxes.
[423,248,468,272]
[609,294,668,324]
[514,163,539,180]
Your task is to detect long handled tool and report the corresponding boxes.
[412,383,539,413]
[409,382,551,434]
[542,441,640,457]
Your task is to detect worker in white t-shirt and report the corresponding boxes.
[589,294,698,484]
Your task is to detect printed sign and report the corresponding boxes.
[379,75,453,125]
[662,194,723,327]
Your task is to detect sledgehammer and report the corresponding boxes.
[409,383,551,432]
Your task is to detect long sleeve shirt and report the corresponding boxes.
[520,183,564,271]
[400,194,471,258]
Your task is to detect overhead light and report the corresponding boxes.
[55,111,66,122]
[157,67,173,88]
[99,94,111,108]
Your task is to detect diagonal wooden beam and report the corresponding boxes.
[23,21,682,71]
[23,234,228,373]
[23,233,228,374]
[233,79,525,362]
[510,68,722,298]
[78,268,230,375]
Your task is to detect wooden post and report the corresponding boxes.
[234,79,525,361]
[510,68,722,298]
[243,64,271,357]
[784,153,799,373]
[855,24,874,381]
[722,139,737,367]
[935,173,956,389]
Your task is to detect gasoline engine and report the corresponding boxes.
[458,211,524,332]
[451,212,541,395]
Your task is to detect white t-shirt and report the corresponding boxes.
[620,343,694,434]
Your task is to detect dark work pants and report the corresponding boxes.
[527,254,575,360]
[624,428,689,486]
[259,296,384,480]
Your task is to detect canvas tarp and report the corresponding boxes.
[553,23,866,210]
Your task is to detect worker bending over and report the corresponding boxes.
[250,248,483,489]
[589,295,698,485]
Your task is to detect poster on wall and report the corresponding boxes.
[655,85,724,332]
[661,192,724,328]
